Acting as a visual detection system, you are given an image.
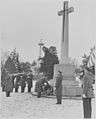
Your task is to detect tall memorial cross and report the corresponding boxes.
[58,1,74,64]
[51,1,82,96]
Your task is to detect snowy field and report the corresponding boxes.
[0,81,96,119]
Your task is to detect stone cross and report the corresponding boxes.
[58,1,74,64]
[38,39,44,58]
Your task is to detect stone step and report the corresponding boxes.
[62,80,79,86]
[52,86,82,96]
[62,86,82,96]
[54,64,75,76]
[50,79,79,86]
[62,75,75,80]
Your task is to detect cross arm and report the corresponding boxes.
[58,7,74,16]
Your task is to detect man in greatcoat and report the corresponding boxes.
[4,70,13,97]
[82,67,95,118]
[1,69,6,92]
[55,70,63,104]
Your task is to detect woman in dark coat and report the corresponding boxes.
[55,70,63,104]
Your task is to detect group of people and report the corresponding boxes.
[1,69,33,97]
[1,69,53,98]
[14,71,33,93]
[35,70,63,104]
[1,66,95,118]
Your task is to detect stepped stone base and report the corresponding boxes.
[62,86,82,96]
[51,63,82,96]
[50,79,79,86]
[50,79,82,96]
[54,64,75,78]
[52,86,82,96]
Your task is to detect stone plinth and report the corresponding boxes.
[51,64,82,96]
[62,86,82,96]
[50,79,79,87]
[54,64,75,78]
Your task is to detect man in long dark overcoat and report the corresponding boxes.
[55,70,63,104]
[1,69,6,92]
[4,71,13,97]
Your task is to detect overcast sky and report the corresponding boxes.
[0,0,95,64]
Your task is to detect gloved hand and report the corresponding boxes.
[83,94,86,98]
[54,87,56,90]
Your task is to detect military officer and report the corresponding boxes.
[27,71,33,92]
[20,73,27,93]
[14,74,20,92]
[82,67,95,118]
[5,70,13,97]
[55,70,63,104]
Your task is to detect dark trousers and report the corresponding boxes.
[6,91,10,97]
[28,87,31,92]
[15,88,18,92]
[2,85,5,92]
[21,87,25,93]
[37,92,41,98]
[83,98,92,118]
[56,96,62,104]
[12,80,14,88]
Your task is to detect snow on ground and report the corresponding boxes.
[0,81,96,119]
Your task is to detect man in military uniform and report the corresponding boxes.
[1,69,6,92]
[14,74,20,92]
[82,67,95,118]
[55,70,63,104]
[12,74,15,89]
[4,70,13,97]
[20,73,27,93]
[27,71,33,92]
